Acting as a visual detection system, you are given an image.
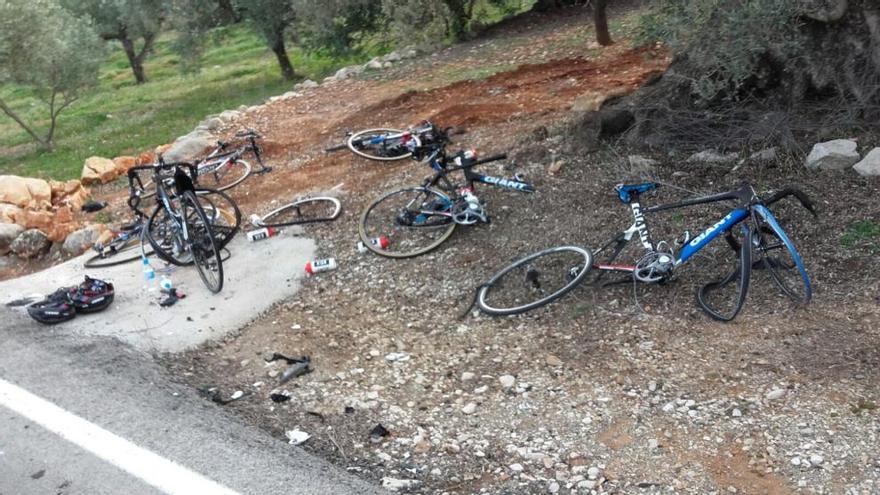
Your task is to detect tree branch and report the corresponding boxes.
[0,96,49,148]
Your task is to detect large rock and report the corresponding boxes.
[218,110,242,121]
[49,180,89,211]
[112,156,138,175]
[853,148,880,176]
[687,150,739,164]
[137,151,156,166]
[0,204,22,224]
[0,223,24,255]
[294,79,318,90]
[163,131,214,162]
[62,224,106,255]
[805,139,860,170]
[82,156,118,185]
[334,65,364,80]
[21,210,54,232]
[0,175,52,209]
[10,229,51,258]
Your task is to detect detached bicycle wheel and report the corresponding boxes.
[348,128,420,161]
[259,197,342,227]
[84,235,154,268]
[181,191,224,293]
[752,205,811,304]
[477,246,593,316]
[359,186,456,258]
[197,158,251,191]
[696,226,752,322]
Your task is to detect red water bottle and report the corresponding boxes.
[305,258,337,275]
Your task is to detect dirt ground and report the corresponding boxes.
[50,5,880,495]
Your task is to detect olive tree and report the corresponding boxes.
[63,0,167,84]
[0,0,104,151]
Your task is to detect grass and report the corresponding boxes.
[840,220,880,250]
[0,26,387,181]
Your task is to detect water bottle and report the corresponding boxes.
[357,236,390,252]
[247,227,280,242]
[305,258,337,275]
[159,276,173,291]
[142,257,155,282]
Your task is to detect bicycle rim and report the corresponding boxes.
[259,197,342,227]
[348,128,421,161]
[477,246,593,316]
[195,187,242,250]
[147,205,193,266]
[752,205,812,304]
[696,226,752,322]
[84,236,154,268]
[182,191,224,293]
[359,186,456,258]
[197,158,251,191]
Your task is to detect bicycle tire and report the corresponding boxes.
[258,197,342,227]
[752,205,812,304]
[197,158,251,191]
[147,205,193,266]
[477,246,593,316]
[359,186,456,258]
[696,225,752,322]
[196,187,242,250]
[347,128,421,162]
[181,190,224,293]
[83,236,154,268]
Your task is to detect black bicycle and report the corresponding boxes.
[475,182,815,321]
[127,159,226,293]
[359,141,535,258]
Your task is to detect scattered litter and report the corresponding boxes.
[357,236,390,253]
[381,477,422,492]
[370,423,390,443]
[230,390,244,400]
[30,469,46,480]
[385,352,410,363]
[279,357,312,384]
[285,428,311,445]
[159,288,184,308]
[199,387,249,405]
[305,258,337,275]
[270,393,292,403]
[82,200,108,213]
[247,227,281,242]
[344,406,355,414]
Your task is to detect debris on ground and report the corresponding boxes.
[285,428,310,445]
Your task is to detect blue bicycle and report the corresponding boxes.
[476,182,816,321]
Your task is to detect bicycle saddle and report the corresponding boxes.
[615,182,659,203]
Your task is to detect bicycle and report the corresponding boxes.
[325,121,446,161]
[135,129,271,198]
[358,142,535,258]
[83,218,155,268]
[474,182,816,321]
[249,196,342,228]
[127,159,226,293]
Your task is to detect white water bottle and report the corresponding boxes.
[142,257,155,282]
[305,258,337,275]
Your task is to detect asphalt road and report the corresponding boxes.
[0,309,384,495]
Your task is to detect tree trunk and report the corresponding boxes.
[120,36,147,84]
[594,0,613,46]
[0,97,51,150]
[444,0,470,39]
[216,0,241,23]
[270,36,296,81]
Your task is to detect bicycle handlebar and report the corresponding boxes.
[763,187,818,216]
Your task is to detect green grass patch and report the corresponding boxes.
[0,26,387,181]
[840,220,880,250]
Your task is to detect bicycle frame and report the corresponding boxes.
[422,152,535,195]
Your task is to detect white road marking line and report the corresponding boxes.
[0,378,240,495]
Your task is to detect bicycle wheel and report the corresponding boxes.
[696,225,752,322]
[477,246,593,316]
[181,190,224,293]
[197,158,251,191]
[147,204,193,266]
[752,205,811,304]
[347,128,421,161]
[259,197,342,227]
[196,188,242,250]
[359,186,456,258]
[83,235,154,268]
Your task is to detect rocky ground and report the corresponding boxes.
[60,5,880,494]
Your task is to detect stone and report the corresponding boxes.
[509,463,524,473]
[548,481,560,493]
[137,151,156,166]
[334,65,364,80]
[0,175,50,209]
[163,131,214,162]
[154,143,173,156]
[572,87,630,112]
[765,388,786,400]
[11,229,50,258]
[81,157,118,185]
[62,225,105,255]
[0,204,22,224]
[749,147,778,162]
[402,48,418,59]
[365,58,384,70]
[731,408,743,417]
[545,354,563,367]
[294,79,318,90]
[199,117,224,131]
[791,456,801,466]
[629,155,659,171]
[548,160,565,175]
[461,372,476,382]
[809,454,824,466]
[853,148,880,176]
[383,51,402,63]
[0,223,24,255]
[462,402,477,415]
[805,139,860,170]
[20,210,54,232]
[413,440,431,454]
[687,150,739,165]
[499,375,516,390]
[112,156,138,175]
[219,110,242,121]
[381,478,421,492]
